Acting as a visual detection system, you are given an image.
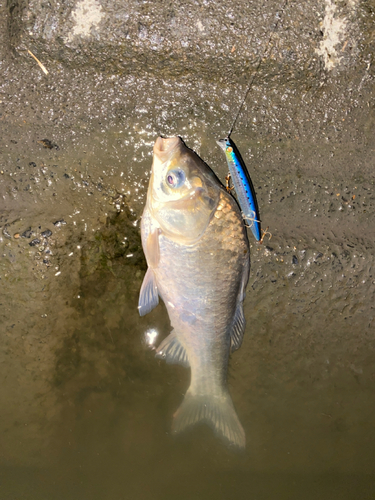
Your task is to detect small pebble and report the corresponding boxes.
[41,229,52,238]
[21,228,33,238]
[53,219,66,227]
[29,238,41,246]
[14,233,20,239]
[2,226,11,239]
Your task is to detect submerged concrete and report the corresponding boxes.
[0,0,375,498]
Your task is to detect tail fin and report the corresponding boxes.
[172,390,245,448]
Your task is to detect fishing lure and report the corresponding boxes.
[218,0,288,242]
[217,137,261,241]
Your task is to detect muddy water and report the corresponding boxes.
[1,62,375,498]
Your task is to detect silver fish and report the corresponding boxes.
[138,136,250,448]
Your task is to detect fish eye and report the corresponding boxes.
[166,168,186,189]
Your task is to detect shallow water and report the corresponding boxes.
[1,122,375,499]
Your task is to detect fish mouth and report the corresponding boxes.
[154,136,181,161]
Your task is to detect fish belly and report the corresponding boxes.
[145,190,249,447]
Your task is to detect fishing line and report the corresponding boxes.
[228,0,289,138]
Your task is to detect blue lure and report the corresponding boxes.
[217,137,261,241]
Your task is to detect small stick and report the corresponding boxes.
[27,49,49,75]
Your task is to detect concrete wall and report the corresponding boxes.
[0,0,374,497]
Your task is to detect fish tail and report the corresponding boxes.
[172,390,245,448]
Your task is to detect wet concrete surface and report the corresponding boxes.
[1,0,375,498]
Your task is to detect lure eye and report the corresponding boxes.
[166,168,186,188]
[226,146,233,153]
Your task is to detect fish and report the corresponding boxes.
[138,136,250,448]
[216,137,261,241]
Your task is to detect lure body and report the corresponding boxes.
[217,137,261,241]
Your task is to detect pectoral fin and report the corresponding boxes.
[146,229,160,269]
[138,267,159,316]
[155,330,189,367]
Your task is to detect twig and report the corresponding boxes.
[27,49,49,75]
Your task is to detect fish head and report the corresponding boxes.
[148,136,220,244]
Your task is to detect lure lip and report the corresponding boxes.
[216,138,227,150]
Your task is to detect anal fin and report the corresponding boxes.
[156,330,189,367]
[138,267,159,317]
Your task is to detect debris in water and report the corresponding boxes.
[38,139,59,150]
